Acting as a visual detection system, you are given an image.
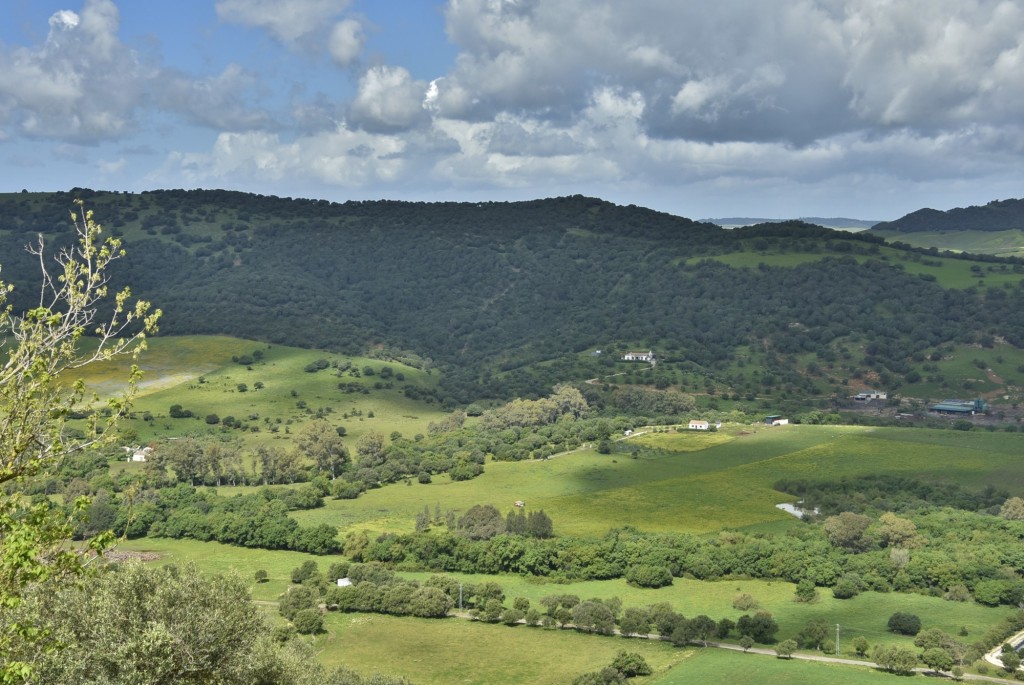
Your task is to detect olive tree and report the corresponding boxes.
[295,419,349,479]
[0,203,159,682]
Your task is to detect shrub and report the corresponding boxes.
[291,561,319,585]
[732,593,759,611]
[832,574,863,600]
[624,565,672,588]
[610,651,652,677]
[292,608,324,634]
[793,580,817,602]
[887,611,922,636]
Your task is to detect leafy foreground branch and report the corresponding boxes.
[0,203,159,683]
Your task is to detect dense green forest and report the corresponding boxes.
[3,189,1024,406]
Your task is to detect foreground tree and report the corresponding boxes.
[0,203,159,682]
[12,561,407,684]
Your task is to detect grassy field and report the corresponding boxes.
[118,535,1009,683]
[698,244,1024,290]
[287,424,1024,538]
[81,338,1024,682]
[288,424,827,536]
[872,229,1024,258]
[317,613,685,685]
[118,535,1006,658]
[649,649,905,685]
[73,335,448,452]
[901,343,1024,402]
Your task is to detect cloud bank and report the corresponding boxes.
[2,0,1023,217]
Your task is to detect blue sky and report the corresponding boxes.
[1,0,1023,220]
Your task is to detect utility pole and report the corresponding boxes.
[836,624,840,656]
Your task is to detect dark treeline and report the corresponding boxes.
[774,475,1009,516]
[74,483,341,554]
[2,190,1023,404]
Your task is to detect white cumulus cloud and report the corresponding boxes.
[350,66,430,132]
[328,19,364,66]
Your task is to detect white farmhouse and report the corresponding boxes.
[123,446,152,462]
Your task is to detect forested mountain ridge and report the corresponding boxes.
[2,189,1023,406]
[871,197,1024,233]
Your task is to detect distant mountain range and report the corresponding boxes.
[870,198,1024,233]
[706,217,880,231]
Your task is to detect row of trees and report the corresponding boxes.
[285,560,781,646]
[347,509,1024,606]
[69,482,341,554]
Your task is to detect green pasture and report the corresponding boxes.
[695,244,1024,289]
[901,343,1024,402]
[872,229,1024,258]
[392,572,1003,654]
[318,613,684,685]
[650,649,902,685]
[629,431,735,452]
[74,335,446,451]
[290,425,834,536]
[116,536,323,602]
[290,424,1024,537]
[114,536,1008,682]
[117,535,1004,655]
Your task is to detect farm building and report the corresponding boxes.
[621,350,655,362]
[688,420,710,430]
[930,399,988,415]
[853,390,887,401]
[123,446,152,462]
[764,415,789,426]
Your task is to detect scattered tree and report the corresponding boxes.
[887,611,922,636]
[775,639,798,659]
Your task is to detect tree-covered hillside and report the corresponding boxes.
[2,189,1023,406]
[872,198,1024,233]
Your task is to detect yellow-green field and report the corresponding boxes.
[73,335,448,451]
[284,423,1024,538]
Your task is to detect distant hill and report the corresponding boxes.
[871,198,1024,233]
[708,217,880,231]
